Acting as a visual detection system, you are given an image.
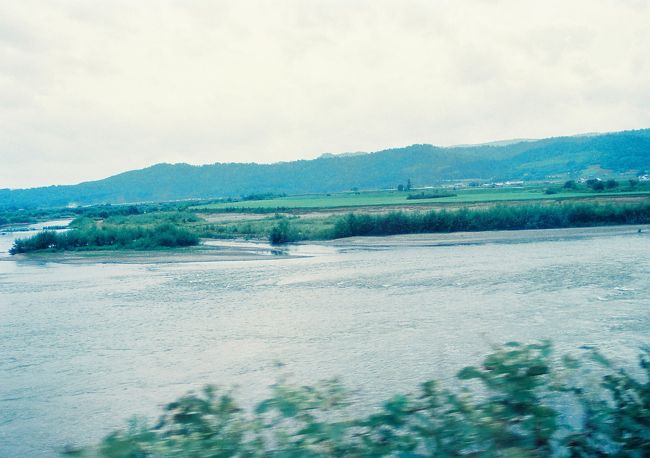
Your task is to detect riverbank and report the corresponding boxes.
[5,197,650,253]
[4,224,648,264]
[198,200,650,243]
[3,243,295,264]
[322,223,650,249]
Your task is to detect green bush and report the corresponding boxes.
[330,203,650,239]
[10,222,199,254]
[564,180,578,189]
[269,219,299,244]
[9,230,59,253]
[406,191,456,200]
[587,179,605,191]
[67,342,650,457]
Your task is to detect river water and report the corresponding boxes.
[1,223,649,456]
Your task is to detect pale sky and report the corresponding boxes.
[1,0,649,189]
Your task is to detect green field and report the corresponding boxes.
[192,186,650,211]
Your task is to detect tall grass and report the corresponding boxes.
[331,203,650,238]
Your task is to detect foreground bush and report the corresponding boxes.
[67,342,649,457]
[10,222,199,254]
[331,202,650,238]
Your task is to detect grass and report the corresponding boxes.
[191,184,650,212]
[196,214,338,241]
[191,201,650,244]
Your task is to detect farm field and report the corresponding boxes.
[192,185,650,212]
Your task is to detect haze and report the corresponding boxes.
[1,0,649,189]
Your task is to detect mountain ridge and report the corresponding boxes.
[2,128,649,208]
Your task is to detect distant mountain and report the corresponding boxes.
[450,138,536,148]
[1,129,649,208]
[318,151,368,159]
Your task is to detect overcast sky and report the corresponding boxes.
[1,0,649,189]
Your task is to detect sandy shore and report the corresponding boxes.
[319,224,650,248]
[3,244,295,265]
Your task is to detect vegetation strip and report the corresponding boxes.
[8,201,650,252]
[325,202,650,240]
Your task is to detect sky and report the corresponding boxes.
[1,0,649,189]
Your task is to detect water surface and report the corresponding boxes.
[1,226,649,456]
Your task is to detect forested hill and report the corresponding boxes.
[2,129,649,208]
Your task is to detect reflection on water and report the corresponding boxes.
[201,239,339,257]
[0,228,649,456]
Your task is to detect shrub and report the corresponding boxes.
[406,191,456,200]
[587,179,605,191]
[328,203,650,239]
[67,342,650,457]
[269,219,299,244]
[9,222,199,254]
[9,230,59,254]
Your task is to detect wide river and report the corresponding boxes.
[1,223,649,456]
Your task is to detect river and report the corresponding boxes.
[1,223,649,456]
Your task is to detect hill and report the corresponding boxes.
[1,129,649,208]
